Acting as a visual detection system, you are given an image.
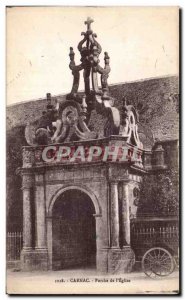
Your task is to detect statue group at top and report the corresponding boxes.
[25,18,143,149]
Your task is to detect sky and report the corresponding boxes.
[6,6,179,105]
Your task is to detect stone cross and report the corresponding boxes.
[84,17,94,31]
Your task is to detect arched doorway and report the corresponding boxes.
[52,189,96,270]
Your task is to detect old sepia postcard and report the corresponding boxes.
[6,6,179,294]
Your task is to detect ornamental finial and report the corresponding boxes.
[84,17,94,31]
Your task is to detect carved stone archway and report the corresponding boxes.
[47,184,102,270]
[48,184,101,217]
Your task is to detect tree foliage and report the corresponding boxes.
[137,167,179,217]
[7,126,25,231]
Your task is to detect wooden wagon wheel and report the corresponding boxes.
[142,247,175,279]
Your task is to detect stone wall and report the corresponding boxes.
[7,75,179,143]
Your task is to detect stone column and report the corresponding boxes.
[121,182,130,245]
[22,173,33,250]
[32,171,48,270]
[21,172,35,271]
[110,181,120,248]
[47,217,53,270]
[35,173,47,249]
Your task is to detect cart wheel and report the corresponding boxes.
[142,247,174,279]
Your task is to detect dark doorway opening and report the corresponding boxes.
[52,189,96,270]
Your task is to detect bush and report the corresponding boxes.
[137,167,179,217]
